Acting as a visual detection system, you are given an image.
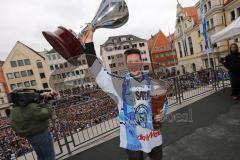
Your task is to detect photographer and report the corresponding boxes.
[9,88,56,160]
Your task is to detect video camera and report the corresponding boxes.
[9,88,56,107]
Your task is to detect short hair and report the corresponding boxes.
[230,43,239,55]
[124,48,142,60]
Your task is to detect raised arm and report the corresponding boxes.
[83,25,121,97]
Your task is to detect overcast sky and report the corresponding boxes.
[0,0,199,60]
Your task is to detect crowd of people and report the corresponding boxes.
[151,67,230,98]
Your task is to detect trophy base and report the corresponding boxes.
[42,26,85,63]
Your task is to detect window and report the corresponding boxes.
[71,71,75,76]
[17,83,23,88]
[188,37,194,55]
[76,70,80,75]
[40,73,46,79]
[52,54,57,60]
[111,56,114,60]
[207,21,210,30]
[210,18,214,28]
[108,56,111,60]
[208,1,211,9]
[200,44,203,51]
[178,42,183,58]
[10,61,17,67]
[198,30,201,37]
[113,71,118,74]
[231,11,236,21]
[139,43,145,47]
[80,70,83,74]
[121,37,127,41]
[27,70,34,76]
[24,81,30,87]
[82,60,86,65]
[21,71,27,77]
[62,73,66,78]
[37,62,43,68]
[143,65,149,70]
[30,80,37,86]
[57,54,61,59]
[237,7,240,17]
[117,46,122,50]
[14,72,20,78]
[132,44,137,48]
[64,63,68,68]
[24,59,31,65]
[50,65,54,70]
[7,73,14,79]
[204,4,207,13]
[109,63,116,68]
[123,45,129,49]
[17,60,24,66]
[10,84,17,90]
[42,83,49,89]
[60,64,64,69]
[47,55,51,61]
[55,64,59,70]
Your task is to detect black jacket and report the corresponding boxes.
[223,53,240,75]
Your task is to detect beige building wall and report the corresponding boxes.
[174,4,204,74]
[195,0,229,68]
[224,0,240,47]
[43,50,95,91]
[2,41,50,92]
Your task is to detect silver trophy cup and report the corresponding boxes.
[42,0,129,61]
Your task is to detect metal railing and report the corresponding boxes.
[0,67,231,160]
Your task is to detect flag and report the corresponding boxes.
[200,0,210,53]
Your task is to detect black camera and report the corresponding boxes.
[9,88,53,107]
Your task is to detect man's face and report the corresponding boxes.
[231,45,238,53]
[126,53,143,74]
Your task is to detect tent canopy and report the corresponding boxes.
[211,17,240,44]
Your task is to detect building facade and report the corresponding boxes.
[224,0,240,46]
[2,41,50,92]
[174,3,204,74]
[195,0,230,68]
[100,35,152,76]
[148,31,178,75]
[0,61,10,117]
[43,50,95,91]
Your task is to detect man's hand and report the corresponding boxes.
[154,110,164,122]
[81,24,94,44]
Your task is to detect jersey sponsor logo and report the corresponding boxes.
[138,131,161,141]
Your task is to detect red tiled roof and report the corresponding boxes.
[183,6,198,24]
[147,31,172,53]
[224,0,234,5]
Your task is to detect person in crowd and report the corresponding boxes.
[222,43,240,100]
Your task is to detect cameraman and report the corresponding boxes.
[9,88,55,160]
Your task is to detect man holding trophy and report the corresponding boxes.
[42,0,168,159]
[82,24,167,160]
